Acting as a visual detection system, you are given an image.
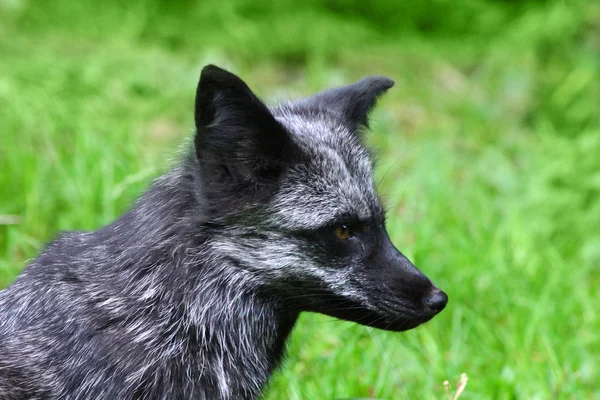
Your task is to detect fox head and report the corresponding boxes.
[193,65,447,332]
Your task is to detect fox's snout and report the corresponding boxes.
[375,234,448,324]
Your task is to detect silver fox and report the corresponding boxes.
[0,65,447,400]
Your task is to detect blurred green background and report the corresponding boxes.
[1,0,599,398]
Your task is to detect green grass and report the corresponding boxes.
[1,0,600,398]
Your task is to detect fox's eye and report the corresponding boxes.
[334,224,353,240]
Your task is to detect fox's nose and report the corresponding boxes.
[425,289,448,312]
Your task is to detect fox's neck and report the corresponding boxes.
[184,277,297,399]
[101,168,298,399]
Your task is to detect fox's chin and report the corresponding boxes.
[314,305,436,332]
[358,312,435,332]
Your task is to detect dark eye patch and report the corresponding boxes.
[287,214,374,262]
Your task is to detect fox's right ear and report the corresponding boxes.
[194,65,290,183]
[300,76,394,131]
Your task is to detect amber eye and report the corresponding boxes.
[334,224,353,240]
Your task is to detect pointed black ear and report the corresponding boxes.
[194,65,290,183]
[302,76,394,129]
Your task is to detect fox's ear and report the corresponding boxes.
[194,65,290,183]
[302,76,394,130]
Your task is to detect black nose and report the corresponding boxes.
[425,289,448,312]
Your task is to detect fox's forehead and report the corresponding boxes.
[268,109,383,230]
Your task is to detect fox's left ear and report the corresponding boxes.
[302,76,394,130]
[194,65,291,184]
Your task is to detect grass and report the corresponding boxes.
[1,0,599,398]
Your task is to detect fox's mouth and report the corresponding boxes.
[298,290,446,332]
[355,308,438,332]
[332,305,441,332]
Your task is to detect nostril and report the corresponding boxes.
[425,289,448,312]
